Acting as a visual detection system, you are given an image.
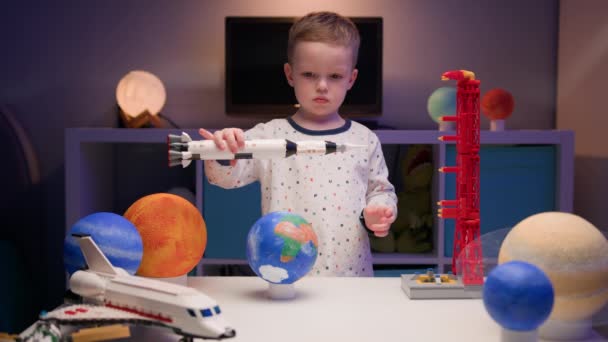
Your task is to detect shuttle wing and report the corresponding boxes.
[72,234,118,276]
[42,304,158,324]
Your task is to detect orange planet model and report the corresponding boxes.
[124,193,207,277]
[481,88,514,120]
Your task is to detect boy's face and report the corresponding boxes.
[284,41,358,119]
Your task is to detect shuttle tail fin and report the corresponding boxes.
[73,234,118,276]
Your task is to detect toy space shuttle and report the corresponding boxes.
[46,234,236,340]
[167,132,366,168]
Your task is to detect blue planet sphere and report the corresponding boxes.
[64,212,143,275]
[246,211,318,284]
[427,86,457,123]
[483,261,554,331]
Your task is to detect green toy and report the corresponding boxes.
[370,145,434,253]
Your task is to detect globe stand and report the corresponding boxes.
[267,283,296,300]
[501,329,537,342]
[539,318,592,341]
[490,119,505,131]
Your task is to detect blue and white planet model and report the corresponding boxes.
[64,212,143,275]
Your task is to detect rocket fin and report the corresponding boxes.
[73,234,118,276]
[181,132,192,142]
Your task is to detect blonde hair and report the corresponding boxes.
[287,11,360,66]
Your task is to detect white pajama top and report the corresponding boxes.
[204,118,397,276]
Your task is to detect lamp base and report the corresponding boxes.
[119,109,162,128]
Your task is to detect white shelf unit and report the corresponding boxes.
[65,128,574,274]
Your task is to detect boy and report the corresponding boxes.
[200,11,397,276]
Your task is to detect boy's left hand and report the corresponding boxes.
[363,205,395,238]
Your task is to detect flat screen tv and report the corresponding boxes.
[225,16,383,117]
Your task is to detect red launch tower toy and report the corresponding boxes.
[437,70,483,286]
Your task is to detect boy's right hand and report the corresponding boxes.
[199,128,246,166]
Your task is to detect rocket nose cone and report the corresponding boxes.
[221,328,236,338]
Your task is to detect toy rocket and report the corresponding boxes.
[168,132,366,168]
[437,69,483,286]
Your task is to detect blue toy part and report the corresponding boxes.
[483,260,554,331]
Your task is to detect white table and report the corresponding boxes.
[127,276,607,342]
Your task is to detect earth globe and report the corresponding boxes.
[246,211,318,299]
[427,86,457,130]
[64,212,143,276]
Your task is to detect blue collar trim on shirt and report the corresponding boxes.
[287,117,352,136]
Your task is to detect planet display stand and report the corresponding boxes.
[267,283,296,300]
[400,269,483,299]
[501,329,537,342]
[490,119,505,131]
[539,319,593,341]
[439,120,455,131]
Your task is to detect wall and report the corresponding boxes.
[0,0,558,317]
[557,0,608,230]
